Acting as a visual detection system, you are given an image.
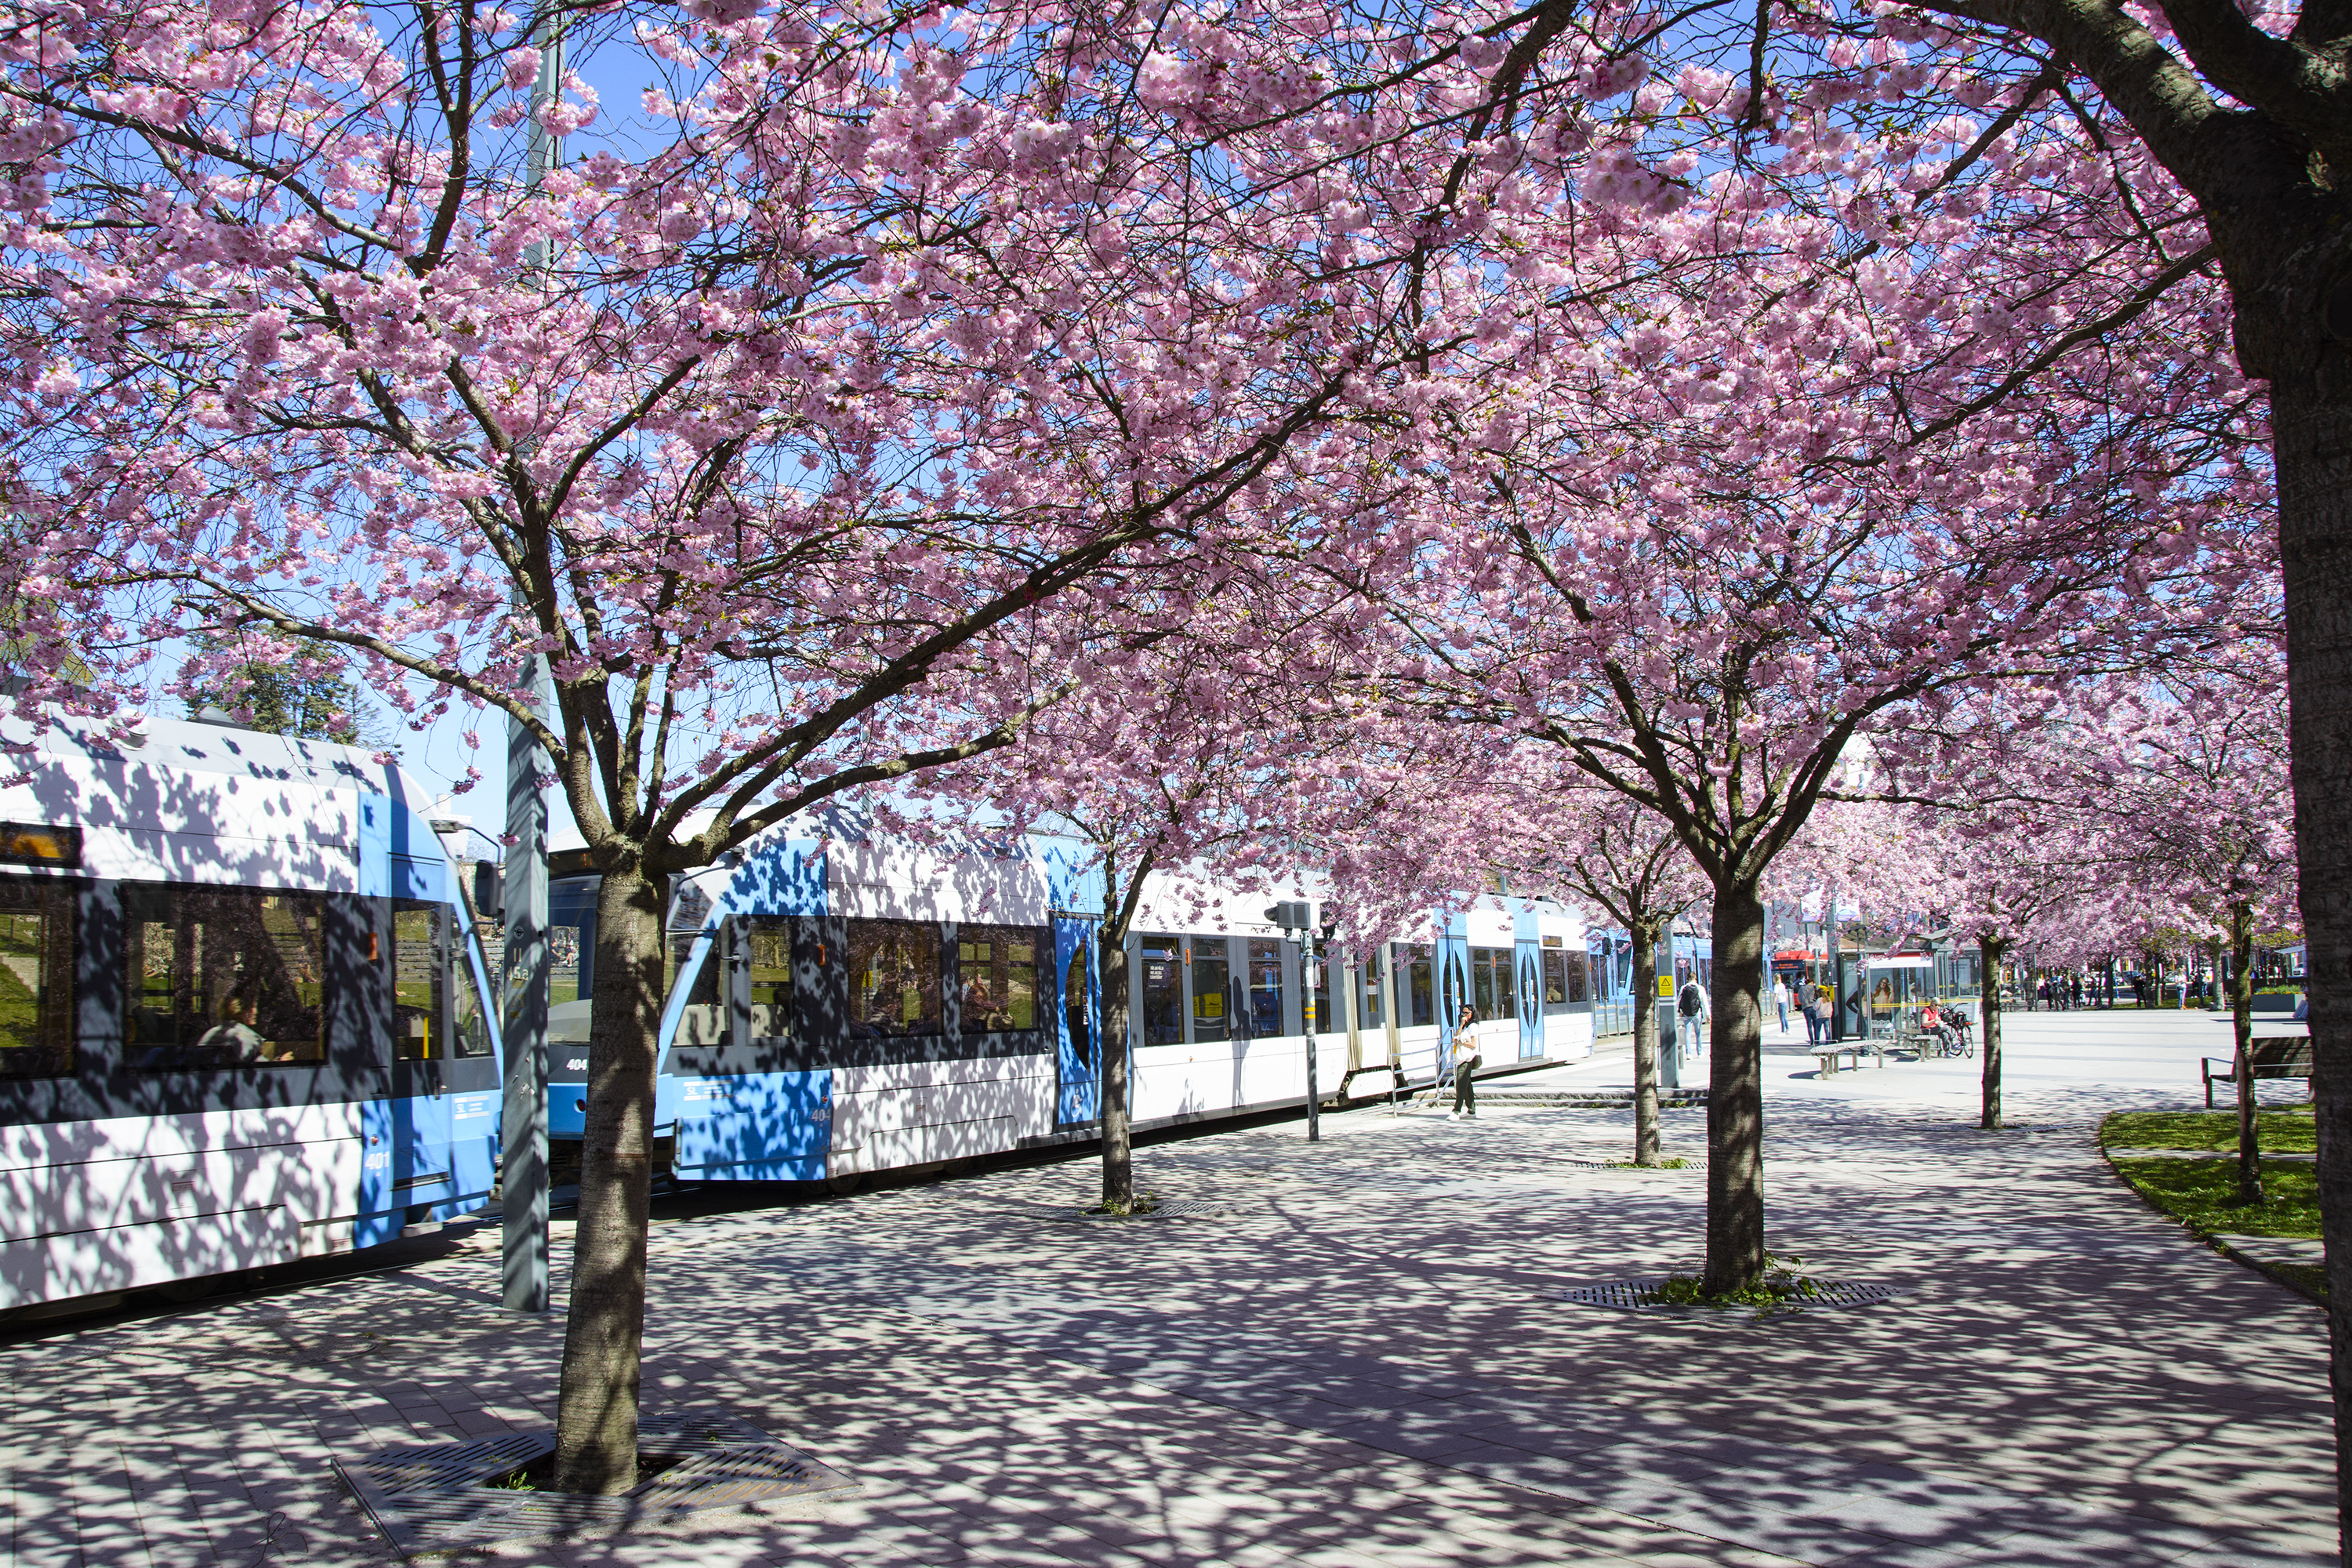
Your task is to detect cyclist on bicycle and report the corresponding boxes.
[1921,1000,1959,1057]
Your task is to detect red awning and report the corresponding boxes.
[1774,949,1825,961]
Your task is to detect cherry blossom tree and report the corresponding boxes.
[0,0,1541,1491]
[2090,665,2299,1199]
[1369,205,2265,1292]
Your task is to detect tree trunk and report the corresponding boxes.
[2270,377,2352,1559]
[1630,916,1662,1167]
[551,861,665,1495]
[1704,878,1766,1291]
[2231,900,2262,1206]
[1099,935,1133,1209]
[1978,935,2006,1131]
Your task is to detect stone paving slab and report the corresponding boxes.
[1,1011,2333,1566]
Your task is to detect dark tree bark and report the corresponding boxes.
[1978,935,2007,1131]
[2230,900,2263,1204]
[1099,941,1134,1209]
[1096,847,1152,1210]
[552,863,665,1494]
[1630,914,1666,1167]
[1703,879,1768,1290]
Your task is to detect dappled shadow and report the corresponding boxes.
[0,1011,2329,1566]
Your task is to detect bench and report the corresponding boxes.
[1814,1040,1882,1076]
[2202,1037,2315,1107]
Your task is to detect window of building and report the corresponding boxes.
[1392,943,1434,1028]
[846,920,940,1038]
[959,924,1040,1034]
[1139,937,1183,1045]
[124,884,328,1068]
[1245,938,1283,1038]
[1192,939,1230,1044]
[0,876,74,1077]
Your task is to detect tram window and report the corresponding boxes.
[958,924,1040,1034]
[123,884,328,1068]
[1192,940,1230,1044]
[1139,938,1183,1045]
[1541,951,1566,1005]
[1065,946,1093,1066]
[1305,949,1330,1033]
[666,932,720,1007]
[1471,947,1515,1019]
[1245,938,1283,1037]
[1392,944,1434,1028]
[390,902,495,1060]
[452,929,493,1057]
[1357,961,1383,1029]
[742,918,795,1040]
[390,902,441,1059]
[548,880,597,1007]
[845,919,940,1038]
[0,877,74,1077]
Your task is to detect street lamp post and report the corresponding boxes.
[1269,899,1319,1142]
[500,13,563,1316]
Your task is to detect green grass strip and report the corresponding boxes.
[2101,1105,2315,1154]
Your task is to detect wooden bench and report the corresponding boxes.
[2202,1036,2314,1107]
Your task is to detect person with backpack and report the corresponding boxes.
[1677,976,1707,1036]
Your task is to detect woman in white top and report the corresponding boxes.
[1449,1003,1481,1120]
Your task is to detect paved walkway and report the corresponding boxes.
[2,1012,2331,1566]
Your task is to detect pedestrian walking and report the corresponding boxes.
[1804,982,1826,1044]
[1677,975,1708,1037]
[1449,1003,1480,1120]
[1773,975,1790,1033]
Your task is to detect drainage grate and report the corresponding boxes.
[1559,1279,1905,1314]
[337,1410,852,1557]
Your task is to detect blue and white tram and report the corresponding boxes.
[548,829,1109,1178]
[545,826,1599,1182]
[0,711,502,1314]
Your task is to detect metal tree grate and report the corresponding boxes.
[337,1410,852,1558]
[1559,1279,1905,1314]
[1073,1197,1236,1221]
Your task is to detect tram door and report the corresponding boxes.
[1054,917,1101,1127]
[384,897,501,1233]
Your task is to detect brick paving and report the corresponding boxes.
[2,1011,2331,1566]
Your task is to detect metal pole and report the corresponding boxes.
[1302,921,1320,1142]
[500,12,564,1316]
